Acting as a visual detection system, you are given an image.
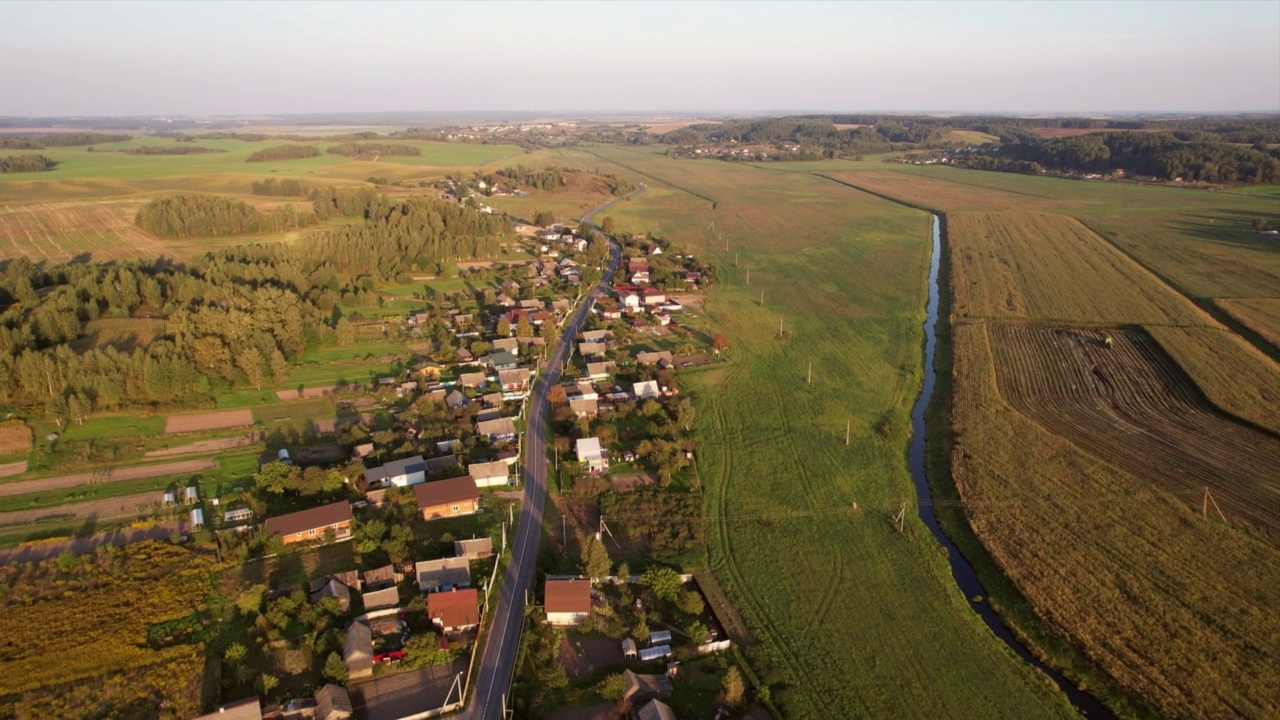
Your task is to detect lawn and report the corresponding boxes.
[582,146,1075,719]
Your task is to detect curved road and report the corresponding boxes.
[464,200,626,720]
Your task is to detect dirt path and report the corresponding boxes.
[0,521,184,566]
[0,490,162,526]
[145,435,256,458]
[0,458,218,497]
[0,461,28,478]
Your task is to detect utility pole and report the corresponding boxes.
[745,267,750,285]
[845,420,851,446]
[778,318,784,337]
[807,361,812,385]
[760,288,764,306]
[894,502,906,533]
[734,252,739,267]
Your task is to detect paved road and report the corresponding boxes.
[464,206,624,720]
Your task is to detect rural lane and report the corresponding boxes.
[462,202,625,720]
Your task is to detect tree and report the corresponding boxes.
[497,318,512,336]
[580,532,612,582]
[405,632,453,668]
[236,347,265,389]
[255,461,299,495]
[601,216,616,233]
[639,566,683,603]
[722,666,746,707]
[533,210,555,227]
[712,333,730,353]
[323,651,348,682]
[335,317,355,346]
[258,673,280,695]
[675,398,696,431]
[594,672,626,701]
[515,316,534,339]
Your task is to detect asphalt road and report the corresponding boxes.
[464,209,624,720]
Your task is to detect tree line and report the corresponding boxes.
[135,195,318,238]
[971,131,1280,184]
[118,145,226,155]
[246,145,321,162]
[250,178,309,196]
[326,142,421,157]
[0,154,55,173]
[0,132,131,149]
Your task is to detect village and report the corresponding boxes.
[175,208,753,720]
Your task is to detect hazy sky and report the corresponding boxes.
[1,0,1277,116]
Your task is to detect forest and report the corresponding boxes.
[0,154,55,173]
[965,131,1280,183]
[326,142,421,157]
[245,144,322,162]
[250,177,309,196]
[135,194,318,238]
[0,193,505,415]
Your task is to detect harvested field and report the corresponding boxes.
[950,322,1280,720]
[1146,325,1280,435]
[949,211,1207,326]
[989,323,1280,544]
[0,423,33,456]
[0,200,168,262]
[0,490,160,526]
[1216,297,1280,351]
[164,409,254,434]
[0,458,218,497]
[275,385,338,401]
[144,434,257,458]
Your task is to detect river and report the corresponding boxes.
[907,214,1113,719]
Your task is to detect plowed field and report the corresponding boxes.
[0,200,168,262]
[989,323,1280,544]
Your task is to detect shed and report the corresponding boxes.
[455,537,494,559]
[621,669,673,703]
[184,486,199,503]
[162,490,176,507]
[362,586,400,612]
[343,621,373,678]
[314,684,353,720]
[622,637,638,659]
[189,508,205,530]
[311,578,352,613]
[362,564,397,590]
[416,556,472,592]
[636,699,677,720]
[468,460,510,488]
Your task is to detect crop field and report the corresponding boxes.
[989,323,1280,544]
[0,199,169,261]
[950,322,1280,720]
[948,211,1208,326]
[1215,297,1280,350]
[581,146,1075,719]
[164,408,254,434]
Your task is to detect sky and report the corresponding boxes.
[0,0,1277,117]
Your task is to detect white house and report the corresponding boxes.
[467,460,510,488]
[633,380,660,400]
[364,455,427,488]
[576,437,608,474]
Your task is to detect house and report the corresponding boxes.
[428,588,481,633]
[266,502,353,545]
[314,684,353,720]
[477,407,502,422]
[581,329,612,343]
[192,697,262,720]
[482,392,505,408]
[545,578,592,625]
[635,699,677,720]
[648,244,663,255]
[365,585,402,610]
[468,460,510,488]
[485,351,520,371]
[397,381,418,397]
[569,398,598,418]
[416,556,472,592]
[519,298,545,310]
[477,417,518,442]
[456,537,494,559]
[414,475,480,520]
[415,361,444,379]
[598,304,622,320]
[363,564,397,590]
[446,389,469,410]
[344,620,374,679]
[310,578,352,613]
[498,368,531,394]
[633,380,660,400]
[586,361,617,380]
[568,381,598,401]
[496,292,516,307]
[493,337,520,354]
[576,437,608,473]
[636,351,674,367]
[364,455,427,488]
[456,347,474,363]
[653,312,671,327]
[618,289,642,310]
[631,270,650,285]
[459,371,487,389]
[622,669,673,704]
[627,259,650,274]
[452,313,474,328]
[579,341,607,357]
[642,289,666,306]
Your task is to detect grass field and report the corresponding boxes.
[581,146,1075,719]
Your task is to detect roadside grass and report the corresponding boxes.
[585,147,1075,719]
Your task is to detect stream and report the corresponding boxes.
[908,214,1113,719]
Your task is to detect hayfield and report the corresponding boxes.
[582,146,1075,719]
[1215,297,1280,350]
[949,321,1280,720]
[0,200,168,262]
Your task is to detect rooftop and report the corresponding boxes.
[545,578,592,614]
[266,501,352,538]
[414,475,479,509]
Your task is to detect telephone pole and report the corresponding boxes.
[807,361,812,384]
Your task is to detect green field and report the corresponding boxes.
[580,146,1075,718]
